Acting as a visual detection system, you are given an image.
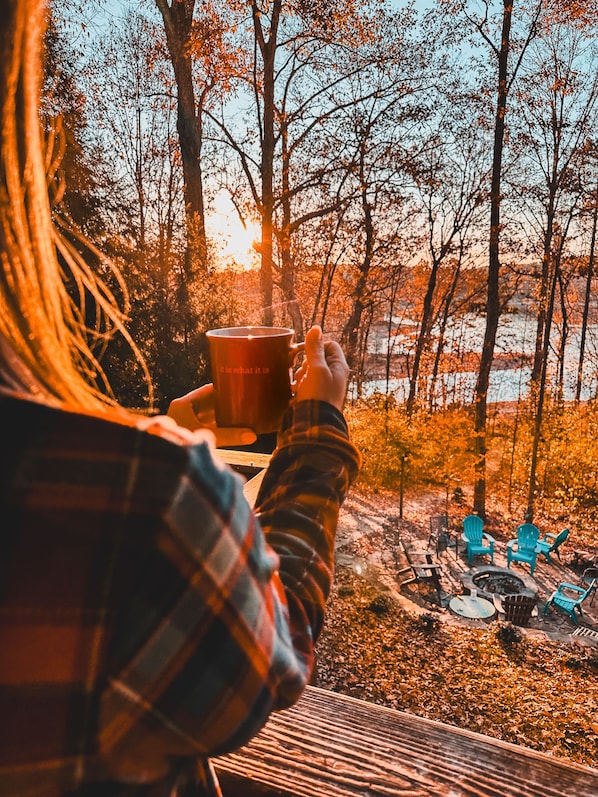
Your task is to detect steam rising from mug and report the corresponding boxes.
[206,326,304,434]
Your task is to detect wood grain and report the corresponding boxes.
[214,448,270,507]
[214,685,598,797]
[214,449,272,471]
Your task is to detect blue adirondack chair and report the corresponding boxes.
[506,523,540,575]
[543,579,597,625]
[462,514,495,566]
[535,527,569,563]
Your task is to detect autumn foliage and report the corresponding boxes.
[346,397,598,549]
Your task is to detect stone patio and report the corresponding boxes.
[335,489,598,645]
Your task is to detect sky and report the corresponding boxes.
[74,0,438,270]
[206,192,261,271]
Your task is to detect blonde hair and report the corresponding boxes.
[0,0,151,410]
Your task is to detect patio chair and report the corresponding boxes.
[462,514,495,566]
[398,544,444,602]
[506,523,540,576]
[543,580,597,625]
[581,567,598,607]
[429,514,451,555]
[535,527,569,564]
[493,592,537,627]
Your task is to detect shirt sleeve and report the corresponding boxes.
[98,400,359,777]
[255,399,361,686]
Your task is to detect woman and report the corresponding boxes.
[0,1,360,795]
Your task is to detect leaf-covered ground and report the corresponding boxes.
[315,566,598,768]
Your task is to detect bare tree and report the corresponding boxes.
[405,107,488,415]
[206,1,423,332]
[439,0,543,517]
[510,22,598,519]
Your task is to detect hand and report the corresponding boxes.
[167,384,257,448]
[293,325,350,412]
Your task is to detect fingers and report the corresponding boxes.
[213,428,258,447]
[167,384,257,446]
[294,325,350,411]
[304,325,327,367]
[167,396,203,431]
[167,385,214,431]
[189,385,216,424]
[305,327,349,375]
[323,340,350,379]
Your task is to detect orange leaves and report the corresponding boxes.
[542,0,598,29]
[187,1,247,92]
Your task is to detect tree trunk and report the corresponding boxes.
[554,214,575,401]
[342,144,375,375]
[342,276,369,379]
[155,0,207,272]
[531,203,555,387]
[384,279,400,408]
[406,259,439,416]
[252,0,281,326]
[576,197,598,402]
[429,260,461,412]
[473,0,512,517]
[526,249,559,521]
[280,122,303,337]
[556,265,568,400]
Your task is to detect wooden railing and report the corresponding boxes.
[214,685,598,796]
[214,449,271,506]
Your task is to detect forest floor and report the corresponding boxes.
[314,486,598,768]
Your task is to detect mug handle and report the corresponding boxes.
[289,341,305,395]
[289,341,305,365]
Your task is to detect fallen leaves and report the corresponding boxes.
[315,566,598,767]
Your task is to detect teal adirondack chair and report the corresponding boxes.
[535,527,569,564]
[543,579,597,625]
[506,523,540,575]
[462,514,495,566]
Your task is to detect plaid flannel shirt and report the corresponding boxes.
[0,391,359,797]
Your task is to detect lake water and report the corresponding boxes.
[353,312,598,405]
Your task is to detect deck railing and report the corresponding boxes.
[214,685,598,797]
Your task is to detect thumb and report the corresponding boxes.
[304,325,327,367]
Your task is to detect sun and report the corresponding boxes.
[207,191,260,271]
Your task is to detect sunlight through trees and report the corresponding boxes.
[48,0,598,523]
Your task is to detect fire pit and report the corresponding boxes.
[462,565,537,600]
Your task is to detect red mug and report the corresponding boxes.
[206,326,304,434]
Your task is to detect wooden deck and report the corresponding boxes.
[215,448,271,506]
[214,685,598,796]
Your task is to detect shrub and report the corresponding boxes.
[345,398,476,497]
[494,621,522,646]
[415,612,440,635]
[366,593,394,616]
